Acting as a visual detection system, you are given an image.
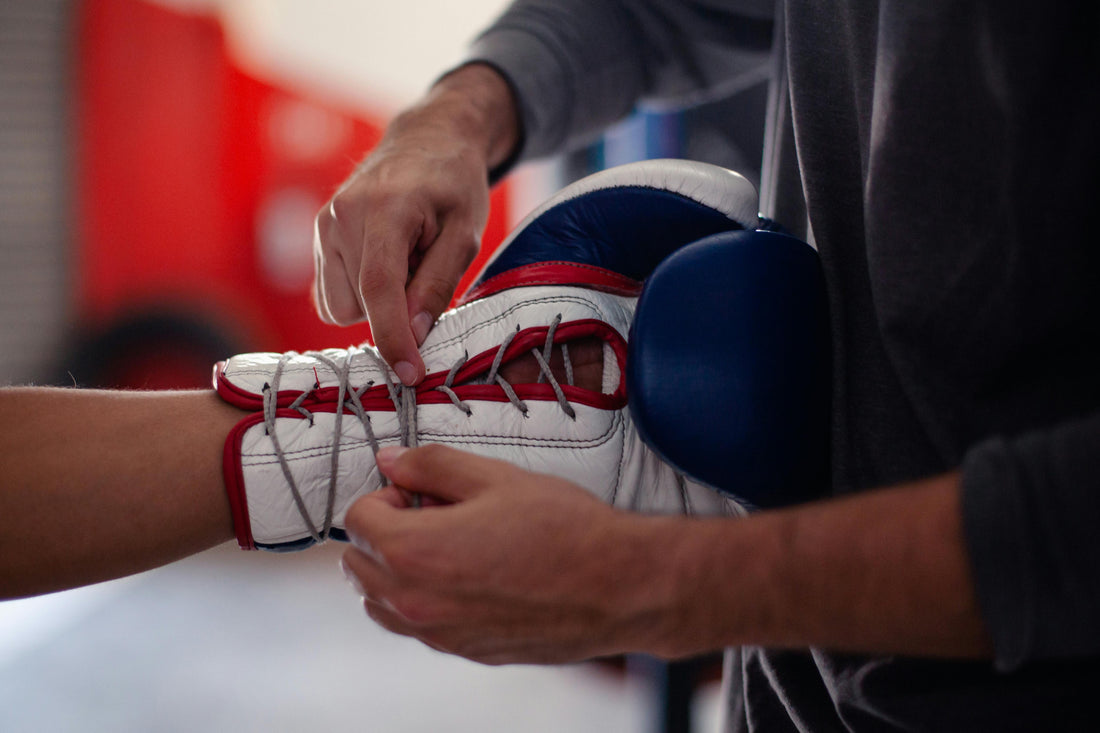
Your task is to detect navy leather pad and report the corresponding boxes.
[627,230,831,509]
[476,187,746,285]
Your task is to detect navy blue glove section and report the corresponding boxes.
[475,186,747,286]
[627,230,831,509]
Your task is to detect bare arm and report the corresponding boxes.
[341,446,992,664]
[0,388,240,600]
[666,469,991,660]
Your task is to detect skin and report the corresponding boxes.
[312,63,520,386]
[0,388,239,599]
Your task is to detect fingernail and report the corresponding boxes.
[340,556,366,595]
[394,360,418,386]
[411,311,433,345]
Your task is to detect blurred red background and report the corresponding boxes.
[70,0,511,388]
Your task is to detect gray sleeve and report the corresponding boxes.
[466,0,776,163]
[960,411,1100,671]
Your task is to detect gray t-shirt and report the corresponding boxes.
[469,1,1100,729]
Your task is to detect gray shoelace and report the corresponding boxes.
[261,315,578,542]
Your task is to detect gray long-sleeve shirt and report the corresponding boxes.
[468,2,1100,730]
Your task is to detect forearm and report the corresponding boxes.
[647,471,993,660]
[0,388,240,599]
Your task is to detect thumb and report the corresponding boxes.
[376,444,517,504]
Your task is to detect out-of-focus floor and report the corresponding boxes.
[0,542,721,732]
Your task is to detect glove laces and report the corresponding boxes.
[261,315,578,543]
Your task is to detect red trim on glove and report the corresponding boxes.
[459,262,643,305]
[223,412,262,550]
[218,320,631,413]
[288,320,629,412]
[213,360,263,410]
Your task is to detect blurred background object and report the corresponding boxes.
[64,0,515,389]
[0,543,694,732]
[0,0,73,385]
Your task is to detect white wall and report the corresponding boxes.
[157,0,510,113]
[209,0,561,227]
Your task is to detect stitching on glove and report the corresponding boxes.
[420,409,621,449]
[422,294,612,358]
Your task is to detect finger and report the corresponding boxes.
[342,493,405,559]
[340,550,370,596]
[361,596,455,653]
[345,548,454,635]
[341,545,392,594]
[369,483,440,510]
[355,203,427,384]
[363,596,415,636]
[370,484,415,510]
[375,444,518,504]
[359,256,423,385]
[314,208,366,325]
[311,237,333,324]
[323,251,366,325]
[404,220,481,344]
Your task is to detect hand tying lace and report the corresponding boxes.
[260,314,589,543]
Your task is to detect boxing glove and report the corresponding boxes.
[628,228,831,509]
[215,159,755,551]
[472,158,831,508]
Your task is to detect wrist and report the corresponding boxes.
[617,513,787,660]
[652,476,993,660]
[393,63,519,172]
[602,514,736,659]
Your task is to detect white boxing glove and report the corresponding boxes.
[216,159,755,550]
[216,275,744,550]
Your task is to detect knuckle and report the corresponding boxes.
[328,301,365,326]
[458,233,480,261]
[364,600,403,632]
[455,239,480,271]
[384,590,418,621]
[382,532,429,578]
[357,265,394,296]
[451,639,497,665]
[417,272,460,309]
[367,186,409,213]
[389,592,444,627]
[315,202,349,249]
[342,500,370,536]
[327,191,361,227]
[313,197,336,229]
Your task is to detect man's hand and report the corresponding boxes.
[313,64,519,386]
[340,445,684,665]
[341,445,995,666]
